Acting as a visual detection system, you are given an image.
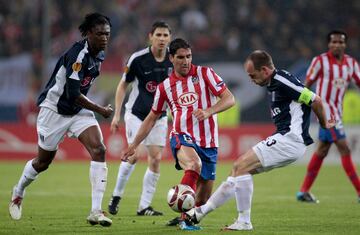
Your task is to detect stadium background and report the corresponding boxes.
[0,0,359,162]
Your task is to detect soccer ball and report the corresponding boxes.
[167,184,195,213]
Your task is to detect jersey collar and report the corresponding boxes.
[171,64,196,80]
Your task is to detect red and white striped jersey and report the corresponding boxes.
[152,64,226,148]
[306,51,360,120]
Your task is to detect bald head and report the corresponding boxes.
[245,50,274,70]
[244,50,275,87]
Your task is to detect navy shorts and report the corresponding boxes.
[318,126,346,143]
[170,133,218,180]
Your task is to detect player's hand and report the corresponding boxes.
[325,114,336,129]
[192,109,211,121]
[101,104,113,119]
[110,115,120,133]
[121,145,136,162]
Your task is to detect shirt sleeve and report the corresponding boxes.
[151,83,167,113]
[306,56,322,83]
[352,58,360,87]
[201,67,227,96]
[278,73,316,106]
[65,46,86,100]
[121,54,137,83]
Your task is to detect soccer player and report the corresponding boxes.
[185,50,335,231]
[9,13,113,226]
[108,21,172,216]
[297,30,360,203]
[121,38,235,230]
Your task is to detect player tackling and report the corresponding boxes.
[186,50,335,230]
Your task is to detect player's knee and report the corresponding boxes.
[316,147,329,158]
[188,158,202,173]
[149,154,162,164]
[339,146,351,156]
[91,144,106,161]
[232,161,246,175]
[33,159,52,172]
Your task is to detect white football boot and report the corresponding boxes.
[9,185,23,220]
[185,207,205,224]
[224,220,253,231]
[87,210,112,227]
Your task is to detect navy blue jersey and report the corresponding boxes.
[37,39,104,115]
[267,70,315,145]
[123,47,173,121]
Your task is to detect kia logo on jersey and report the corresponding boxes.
[146,81,157,93]
[80,76,93,87]
[178,92,199,106]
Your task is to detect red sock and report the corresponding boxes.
[300,154,324,192]
[180,170,199,192]
[341,154,360,196]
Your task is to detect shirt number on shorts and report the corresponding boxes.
[266,139,277,146]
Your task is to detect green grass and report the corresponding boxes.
[1,162,359,235]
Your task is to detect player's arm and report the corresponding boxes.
[352,59,360,88]
[305,56,321,88]
[193,88,235,121]
[121,110,161,161]
[65,76,113,118]
[110,79,130,133]
[75,94,113,118]
[298,87,335,129]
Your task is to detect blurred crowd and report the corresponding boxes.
[1,0,359,65]
[0,0,359,123]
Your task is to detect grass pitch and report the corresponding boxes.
[1,161,359,235]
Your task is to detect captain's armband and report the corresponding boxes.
[298,87,315,105]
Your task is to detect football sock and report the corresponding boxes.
[300,153,324,192]
[16,159,38,197]
[113,161,135,197]
[235,174,253,223]
[341,155,360,195]
[180,170,199,192]
[199,176,235,215]
[90,161,107,212]
[138,168,160,211]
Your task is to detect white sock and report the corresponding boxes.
[112,161,135,197]
[138,168,160,211]
[16,159,39,197]
[199,176,236,215]
[234,174,253,224]
[90,161,107,212]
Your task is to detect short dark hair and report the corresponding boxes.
[246,50,274,70]
[169,38,191,56]
[150,21,171,34]
[327,30,347,43]
[78,13,111,37]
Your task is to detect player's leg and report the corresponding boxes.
[137,116,166,215]
[193,148,259,229]
[137,145,163,216]
[77,123,111,227]
[335,139,360,200]
[177,146,202,191]
[297,128,332,203]
[109,111,144,215]
[10,148,57,220]
[195,177,214,206]
[108,151,138,215]
[10,107,65,220]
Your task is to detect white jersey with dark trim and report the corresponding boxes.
[123,47,173,121]
[267,69,315,146]
[37,39,104,115]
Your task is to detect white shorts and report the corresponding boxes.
[252,132,306,173]
[37,107,100,151]
[125,111,167,146]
